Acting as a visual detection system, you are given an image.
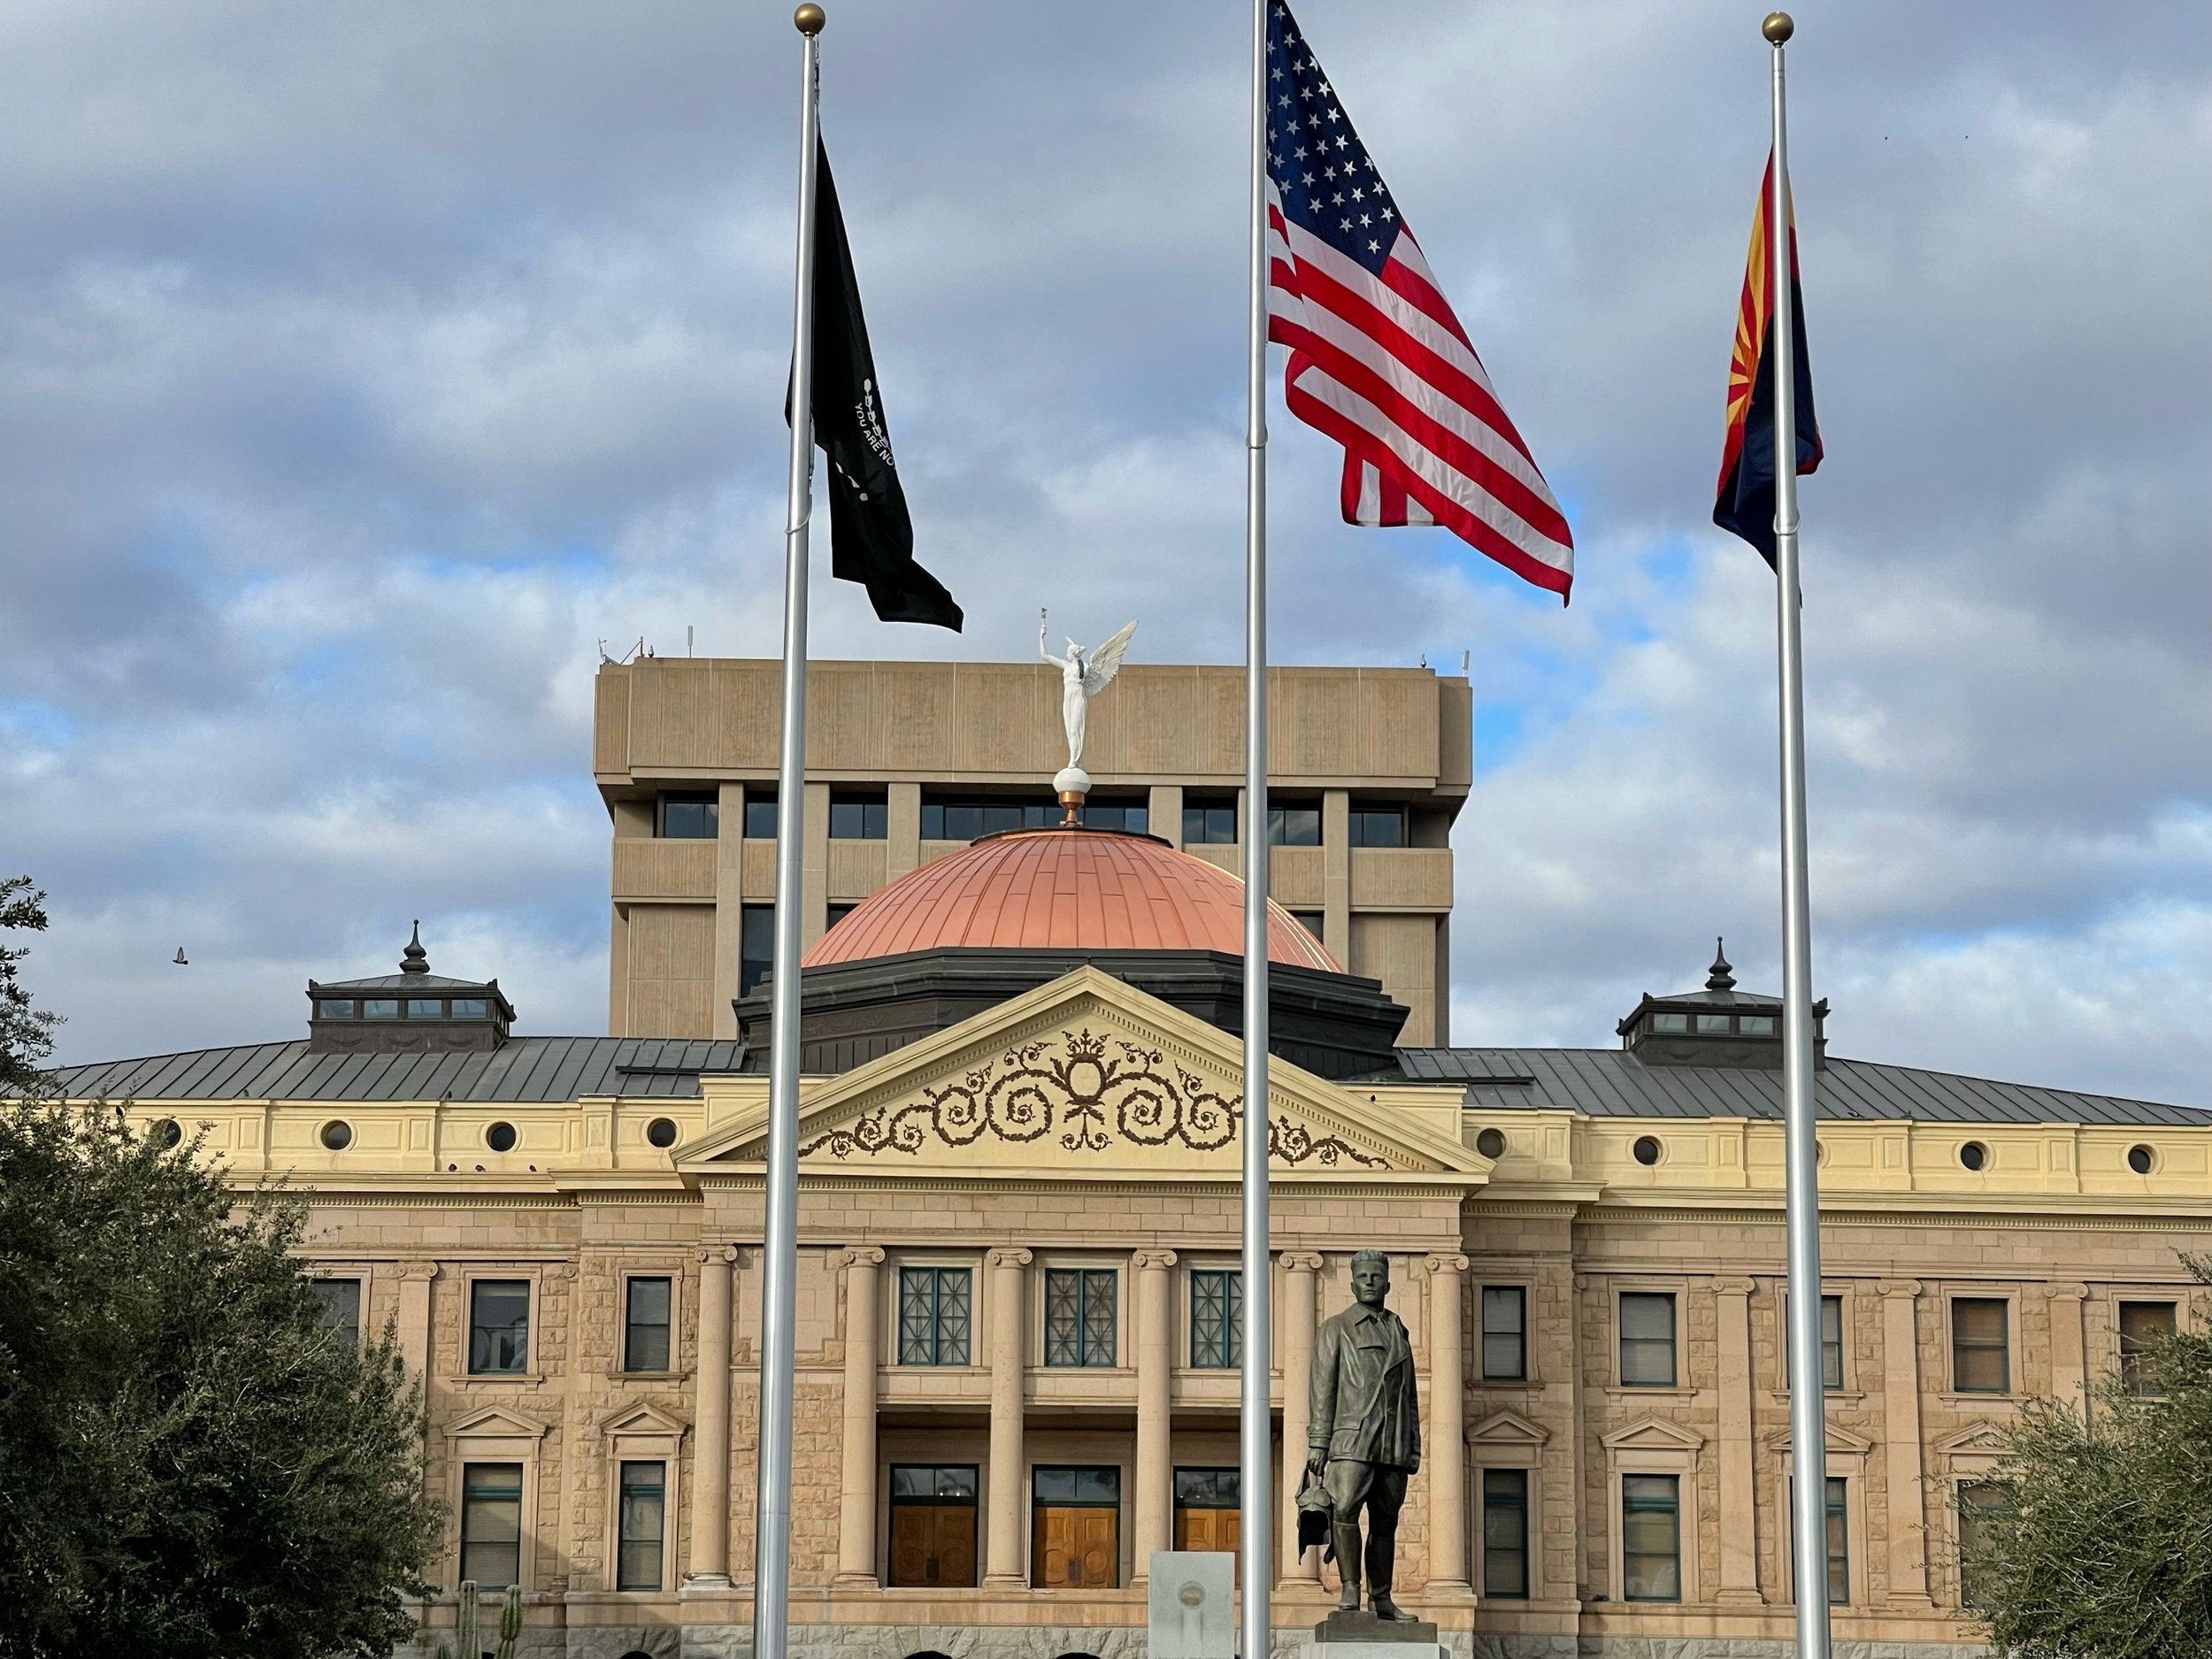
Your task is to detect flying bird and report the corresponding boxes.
[173,948,188,965]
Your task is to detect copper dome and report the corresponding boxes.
[803,826,1340,971]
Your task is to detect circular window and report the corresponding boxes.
[485,1121,518,1153]
[647,1117,680,1149]
[1632,1135,1662,1167]
[1959,1141,1987,1171]
[150,1118,182,1149]
[319,1120,353,1151]
[1475,1126,1507,1159]
[1815,1139,1828,1166]
[2128,1144,2155,1176]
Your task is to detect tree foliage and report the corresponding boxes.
[0,953,442,1656]
[0,876,60,1099]
[1958,1256,2212,1658]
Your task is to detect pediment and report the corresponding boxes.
[1467,1408,1550,1448]
[683,967,1482,1181]
[1763,1420,1875,1457]
[445,1404,549,1441]
[1933,1421,2010,1459]
[1601,1415,1705,1453]
[595,1401,689,1440]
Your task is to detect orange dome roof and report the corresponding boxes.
[803,826,1341,972]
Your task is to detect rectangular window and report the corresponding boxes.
[1290,910,1325,940]
[742,793,779,839]
[460,1463,524,1589]
[1080,800,1148,834]
[828,792,887,841]
[1032,1466,1121,1588]
[616,1461,666,1591]
[1790,1475,1850,1603]
[364,999,398,1019]
[1694,1012,1732,1033]
[657,793,718,839]
[1189,1270,1242,1369]
[313,1277,362,1348]
[740,906,774,997]
[406,998,443,1018]
[826,902,857,931]
[1772,1293,1846,1390]
[322,999,356,1019]
[1951,1298,2010,1394]
[469,1279,531,1375]
[1649,1011,1689,1033]
[919,795,1053,841]
[1181,799,1237,845]
[1479,1467,1530,1597]
[1740,1014,1777,1034]
[1619,1292,1677,1386]
[1266,803,1321,845]
[1044,1268,1118,1367]
[1172,1467,1240,1553]
[624,1277,672,1373]
[889,1464,979,1587]
[1620,1473,1680,1601]
[898,1267,973,1366]
[2119,1300,2177,1394]
[1956,1481,2005,1608]
[1348,806,1406,848]
[1481,1286,1526,1382]
[451,997,488,1018]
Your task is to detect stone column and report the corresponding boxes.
[2048,1283,2089,1407]
[985,1248,1033,1586]
[836,1247,887,1584]
[397,1262,439,1383]
[1425,1253,1471,1594]
[1714,1278,1762,1603]
[1133,1249,1179,1583]
[688,1245,736,1586]
[1279,1252,1325,1582]
[1878,1280,1935,1610]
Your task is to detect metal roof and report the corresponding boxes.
[311,973,499,995]
[1390,1048,2212,1127]
[50,1036,747,1104]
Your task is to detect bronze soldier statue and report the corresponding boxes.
[1305,1249,1421,1622]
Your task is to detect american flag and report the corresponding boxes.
[1264,2,1574,599]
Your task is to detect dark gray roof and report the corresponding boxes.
[50,1036,747,1103]
[311,973,497,995]
[1390,1048,2211,1127]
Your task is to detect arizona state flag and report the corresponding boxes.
[803,140,963,631]
[1714,152,1821,567]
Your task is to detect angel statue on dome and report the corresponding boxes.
[1040,613,1138,776]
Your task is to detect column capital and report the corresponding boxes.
[987,1247,1033,1271]
[840,1246,887,1271]
[1420,1251,1471,1277]
[1281,1250,1325,1273]
[698,1244,739,1268]
[2047,1281,2090,1302]
[1875,1279,1923,1301]
[1713,1277,1756,1298]
[1131,1248,1179,1271]
[400,1262,441,1283]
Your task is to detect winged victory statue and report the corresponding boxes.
[1040,615,1139,780]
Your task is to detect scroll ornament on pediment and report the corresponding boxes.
[793,1026,1392,1169]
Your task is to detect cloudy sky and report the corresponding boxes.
[4,0,2208,1105]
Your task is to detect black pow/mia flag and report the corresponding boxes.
[797,140,962,631]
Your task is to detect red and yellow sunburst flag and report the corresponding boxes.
[1714,150,1823,567]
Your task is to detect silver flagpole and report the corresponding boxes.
[754,8,824,1659]
[1239,0,1272,1655]
[1763,14,1831,1659]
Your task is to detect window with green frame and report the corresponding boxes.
[1189,1270,1241,1369]
[1044,1268,1117,1367]
[898,1266,972,1365]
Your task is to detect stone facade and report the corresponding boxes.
[79,961,2212,1659]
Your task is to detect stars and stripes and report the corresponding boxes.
[1263,1,1573,599]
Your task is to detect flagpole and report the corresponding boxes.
[1763,14,1831,1659]
[1239,0,1273,1655]
[754,9,824,1659]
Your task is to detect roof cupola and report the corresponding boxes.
[305,925,517,1055]
[1617,937,1826,1070]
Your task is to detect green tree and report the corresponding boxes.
[1956,1258,2212,1658]
[0,876,60,1098]
[0,883,442,1658]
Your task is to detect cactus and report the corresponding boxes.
[495,1583,523,1659]
[455,1580,480,1659]
[430,1578,519,1659]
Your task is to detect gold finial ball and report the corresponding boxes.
[795,4,826,35]
[1762,12,1794,43]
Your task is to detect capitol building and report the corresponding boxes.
[54,654,2212,1659]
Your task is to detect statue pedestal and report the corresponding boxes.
[1311,1608,1441,1653]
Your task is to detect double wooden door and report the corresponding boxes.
[1033,1504,1119,1589]
[888,1502,978,1587]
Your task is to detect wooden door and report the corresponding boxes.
[1033,1504,1119,1588]
[889,1502,978,1587]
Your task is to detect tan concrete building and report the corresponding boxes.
[47,657,2212,1659]
[594,657,1470,1046]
